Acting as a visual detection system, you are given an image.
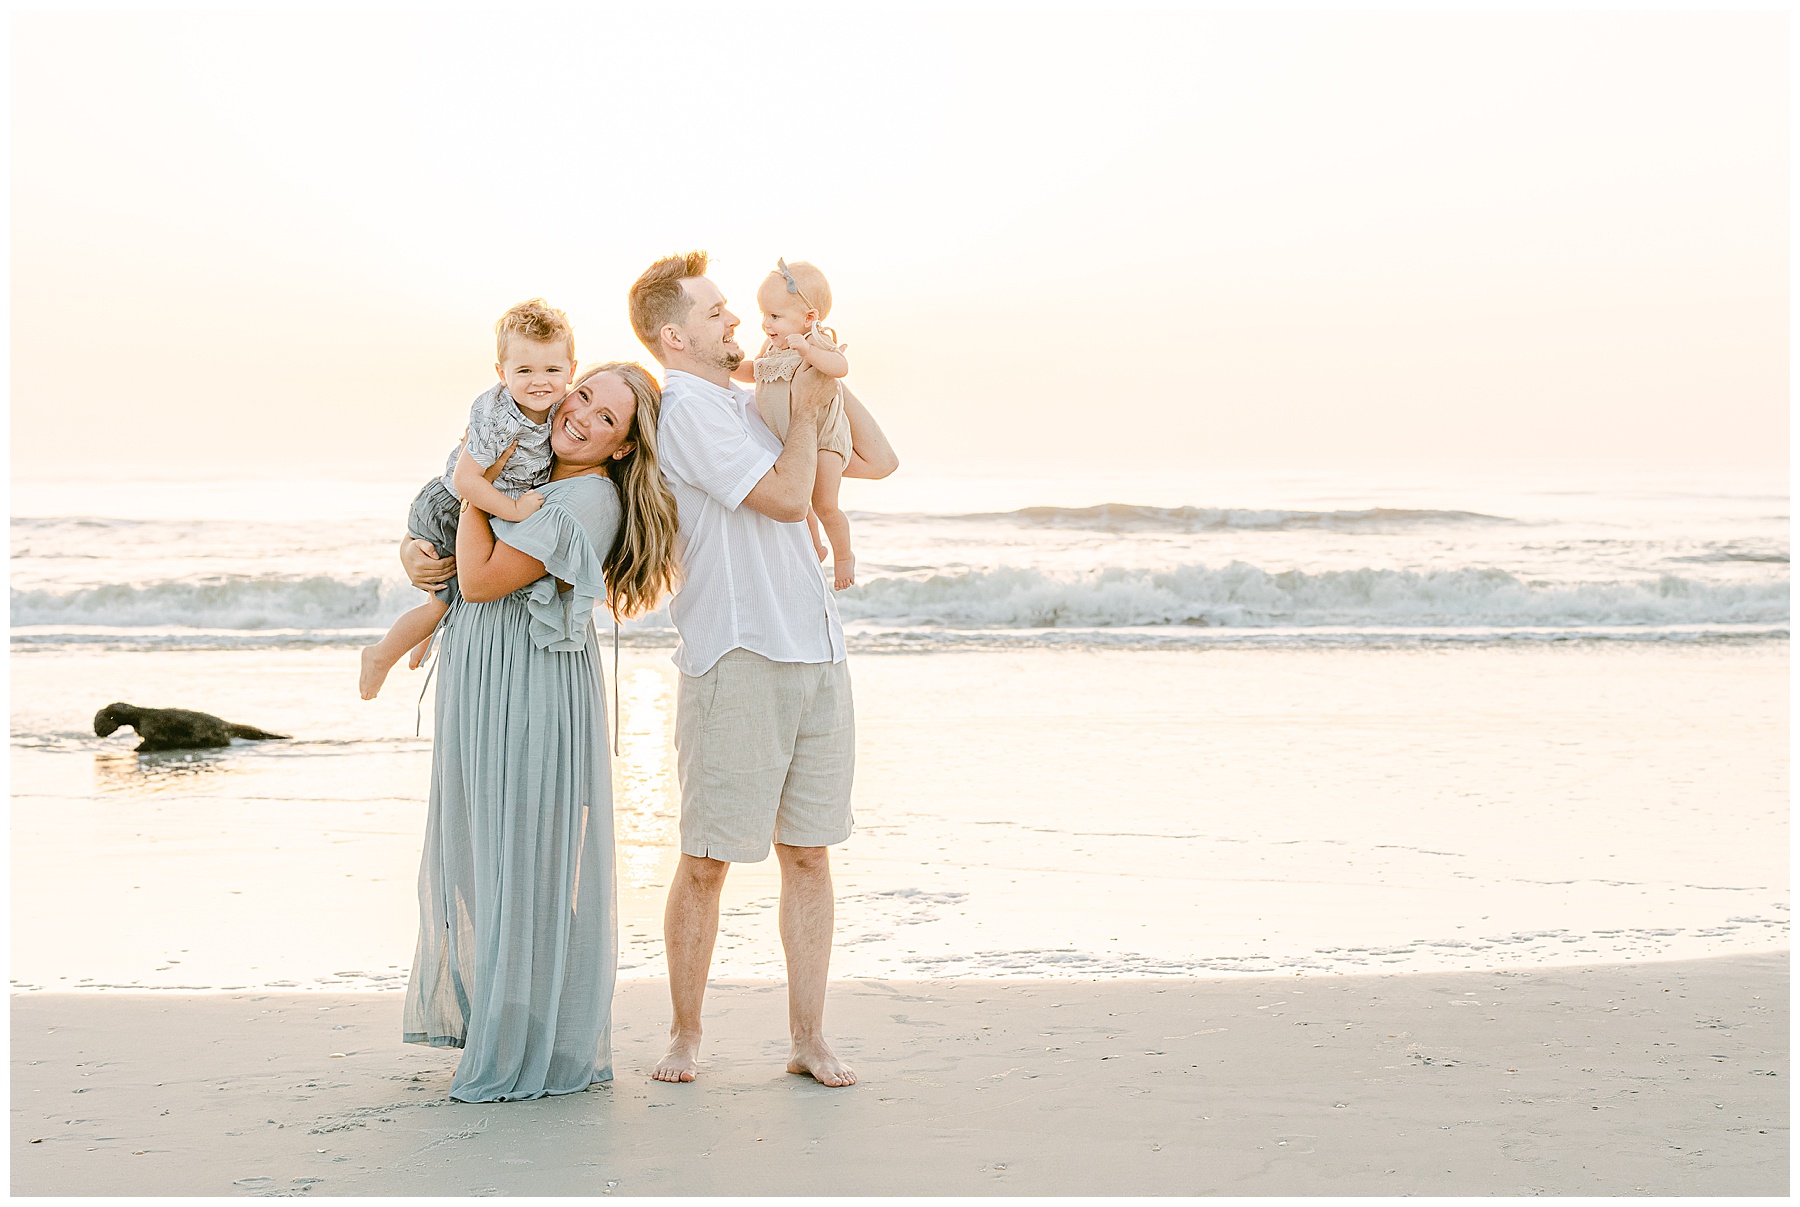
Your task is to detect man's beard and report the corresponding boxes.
[715,346,744,372]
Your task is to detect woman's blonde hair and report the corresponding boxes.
[572,361,681,620]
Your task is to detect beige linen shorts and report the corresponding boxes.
[674,649,855,862]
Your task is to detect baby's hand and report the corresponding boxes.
[781,333,811,353]
[511,491,545,521]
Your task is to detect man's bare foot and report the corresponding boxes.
[833,555,856,592]
[787,1037,856,1087]
[652,1034,701,1083]
[358,646,390,701]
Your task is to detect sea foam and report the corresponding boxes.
[872,504,1516,533]
[12,561,1789,635]
[834,563,1789,629]
[11,574,419,630]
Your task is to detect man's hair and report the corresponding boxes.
[495,298,574,362]
[627,251,710,359]
[776,260,832,320]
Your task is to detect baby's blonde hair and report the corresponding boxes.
[495,298,575,362]
[774,260,832,320]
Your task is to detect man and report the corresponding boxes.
[627,251,896,1087]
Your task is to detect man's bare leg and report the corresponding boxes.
[653,854,729,1082]
[774,843,856,1087]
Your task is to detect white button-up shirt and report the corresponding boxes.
[657,369,845,677]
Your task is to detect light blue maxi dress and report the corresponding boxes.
[402,472,620,1103]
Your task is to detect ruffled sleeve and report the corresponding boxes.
[489,474,621,651]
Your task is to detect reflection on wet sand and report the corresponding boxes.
[93,748,233,793]
[613,668,677,891]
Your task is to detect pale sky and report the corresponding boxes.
[10,8,1789,480]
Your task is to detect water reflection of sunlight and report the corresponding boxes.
[93,748,233,793]
[613,668,677,890]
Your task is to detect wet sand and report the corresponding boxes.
[12,953,1786,1196]
[13,643,1789,994]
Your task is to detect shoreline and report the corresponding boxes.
[14,643,1788,993]
[12,953,1786,1196]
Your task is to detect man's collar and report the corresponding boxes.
[665,368,747,398]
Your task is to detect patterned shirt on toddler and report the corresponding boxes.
[440,383,557,499]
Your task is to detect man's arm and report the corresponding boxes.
[840,385,898,479]
[741,366,831,523]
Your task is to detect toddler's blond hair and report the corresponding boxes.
[495,298,574,361]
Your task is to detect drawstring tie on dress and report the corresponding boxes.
[414,606,456,737]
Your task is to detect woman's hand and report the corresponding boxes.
[400,536,455,591]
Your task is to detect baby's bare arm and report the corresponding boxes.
[453,444,541,523]
[730,336,775,384]
[786,334,848,378]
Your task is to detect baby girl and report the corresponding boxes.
[730,259,857,589]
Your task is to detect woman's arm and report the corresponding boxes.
[841,385,898,479]
[455,502,553,602]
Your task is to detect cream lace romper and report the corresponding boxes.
[752,326,853,463]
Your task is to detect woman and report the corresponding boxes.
[400,361,679,1102]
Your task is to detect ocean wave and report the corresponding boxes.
[874,504,1517,533]
[834,564,1790,629]
[11,575,420,630]
[11,623,1786,655]
[11,562,1789,636]
[843,626,1787,652]
[1666,545,1789,565]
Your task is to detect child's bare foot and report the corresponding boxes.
[358,645,390,700]
[406,635,433,670]
[833,555,856,591]
[813,531,830,562]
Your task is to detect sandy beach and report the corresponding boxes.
[12,570,1787,1197]
[12,952,1785,1196]
[12,3,1791,1196]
